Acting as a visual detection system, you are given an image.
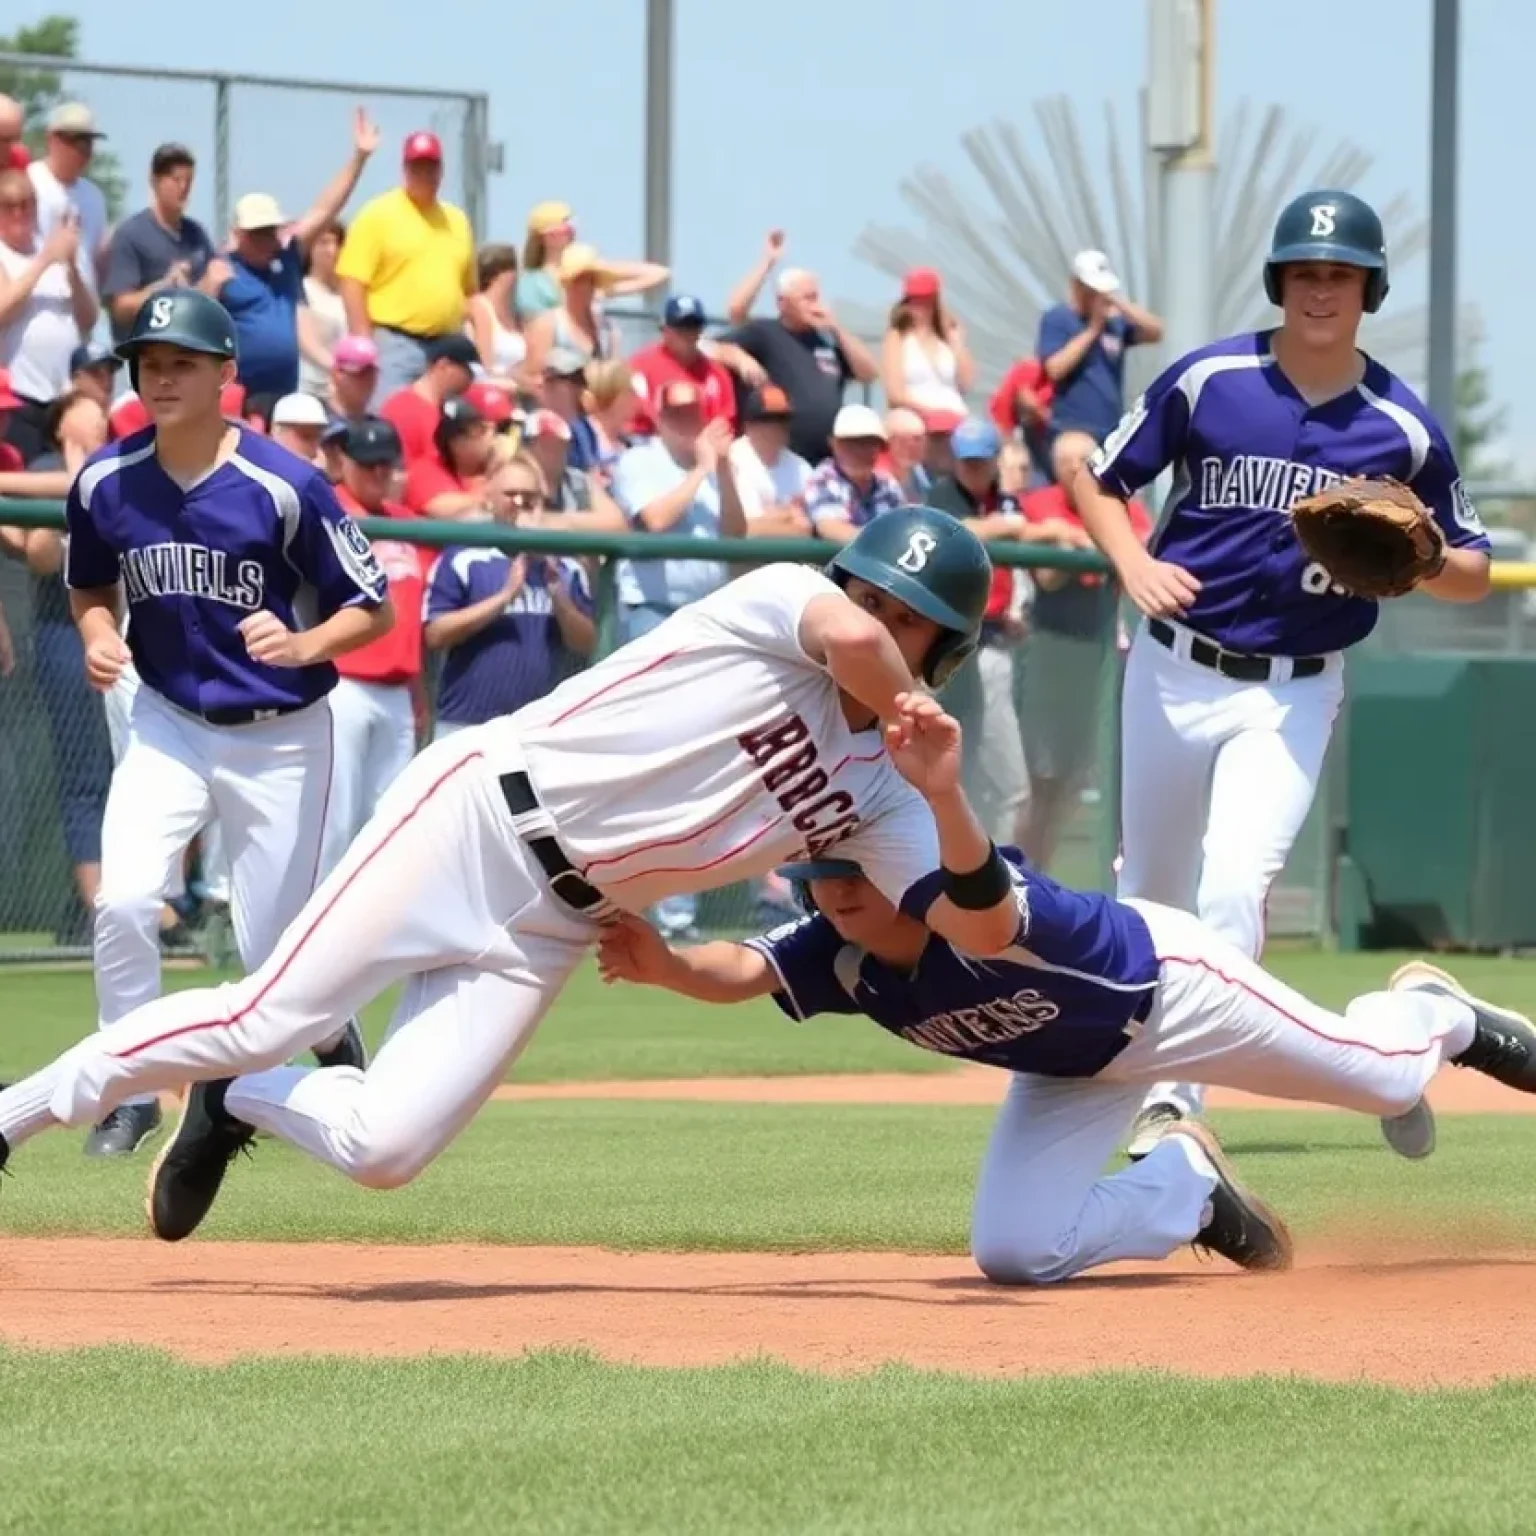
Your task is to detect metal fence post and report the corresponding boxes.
[213,75,231,240]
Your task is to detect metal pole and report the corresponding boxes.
[213,76,231,240]
[1155,0,1215,368]
[461,94,484,238]
[1426,0,1460,430]
[643,0,674,316]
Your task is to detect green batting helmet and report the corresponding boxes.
[115,289,239,387]
[1263,189,1388,313]
[826,506,991,687]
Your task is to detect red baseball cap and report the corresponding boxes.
[0,368,20,411]
[526,408,571,443]
[902,267,941,300]
[921,406,965,434]
[403,130,443,164]
[465,380,514,425]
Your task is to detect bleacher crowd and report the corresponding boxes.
[0,100,1161,944]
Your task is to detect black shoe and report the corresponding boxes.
[1392,961,1536,1093]
[83,1100,164,1158]
[1166,1122,1294,1272]
[313,1019,368,1071]
[146,1082,255,1242]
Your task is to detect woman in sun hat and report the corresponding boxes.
[515,200,670,320]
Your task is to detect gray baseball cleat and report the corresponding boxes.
[1379,1098,1437,1160]
[1392,960,1536,1094]
[84,1099,164,1158]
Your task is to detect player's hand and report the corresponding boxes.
[695,417,733,476]
[764,229,785,261]
[502,553,528,601]
[83,633,130,692]
[353,106,381,157]
[1121,555,1201,619]
[238,610,312,667]
[42,216,79,267]
[203,256,234,293]
[885,691,962,798]
[596,912,675,987]
[164,259,192,288]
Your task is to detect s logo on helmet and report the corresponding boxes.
[148,295,175,330]
[897,530,938,572]
[1309,204,1337,238]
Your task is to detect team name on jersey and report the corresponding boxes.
[738,713,861,858]
[120,542,264,610]
[1198,456,1345,515]
[903,987,1062,1056]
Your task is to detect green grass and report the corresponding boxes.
[1,1346,1532,1534]
[4,1100,1536,1251]
[0,961,951,1086]
[5,944,1536,1090]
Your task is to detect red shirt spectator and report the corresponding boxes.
[379,388,440,465]
[628,294,736,435]
[989,357,1055,437]
[377,332,478,463]
[333,481,425,686]
[1022,479,1151,590]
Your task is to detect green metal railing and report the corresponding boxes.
[0,500,1115,657]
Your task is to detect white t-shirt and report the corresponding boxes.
[28,162,108,292]
[495,563,939,911]
[0,236,79,401]
[728,436,812,520]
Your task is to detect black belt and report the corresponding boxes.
[1147,619,1326,682]
[201,701,310,727]
[499,771,609,914]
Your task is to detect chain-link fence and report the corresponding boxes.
[0,52,491,245]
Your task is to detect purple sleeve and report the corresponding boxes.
[288,473,388,615]
[423,550,467,620]
[63,475,120,589]
[898,848,1032,943]
[1411,425,1491,552]
[743,915,862,1021]
[1086,363,1192,497]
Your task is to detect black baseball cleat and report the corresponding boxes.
[313,1019,368,1072]
[1166,1122,1294,1272]
[83,1100,164,1158]
[1392,961,1536,1094]
[146,1081,256,1242]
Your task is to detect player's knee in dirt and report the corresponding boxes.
[970,1222,1077,1286]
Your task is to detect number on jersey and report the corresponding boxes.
[1300,561,1350,598]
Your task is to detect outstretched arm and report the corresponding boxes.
[597,914,777,1004]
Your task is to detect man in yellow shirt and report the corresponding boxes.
[336,129,475,407]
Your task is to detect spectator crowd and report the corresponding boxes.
[0,92,1162,944]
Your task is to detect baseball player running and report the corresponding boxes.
[63,288,392,1157]
[598,851,1536,1280]
[0,507,1023,1240]
[1075,190,1492,1159]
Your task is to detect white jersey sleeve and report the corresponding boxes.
[689,562,835,664]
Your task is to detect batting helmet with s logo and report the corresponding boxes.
[115,288,239,388]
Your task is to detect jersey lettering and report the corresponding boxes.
[1199,455,1343,515]
[1309,203,1337,237]
[119,542,264,609]
[902,986,1062,1056]
[737,712,864,854]
[896,530,937,572]
[1300,561,1348,597]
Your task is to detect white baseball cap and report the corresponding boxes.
[233,192,286,231]
[1070,249,1121,295]
[272,392,329,427]
[832,403,888,441]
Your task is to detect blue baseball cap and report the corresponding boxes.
[70,341,120,376]
[663,294,707,328]
[950,417,1002,460]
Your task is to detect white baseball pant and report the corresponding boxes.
[1116,622,1345,1120]
[319,677,417,878]
[0,733,599,1190]
[969,900,1474,1283]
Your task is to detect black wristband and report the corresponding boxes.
[942,842,1012,909]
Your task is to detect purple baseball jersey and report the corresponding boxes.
[747,850,1160,1078]
[424,548,593,727]
[65,427,387,718]
[1088,330,1491,656]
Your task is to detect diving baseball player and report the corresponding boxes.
[63,288,391,1156]
[0,507,1022,1242]
[1075,190,1492,1158]
[598,851,1536,1280]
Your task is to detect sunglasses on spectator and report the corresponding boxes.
[501,488,541,509]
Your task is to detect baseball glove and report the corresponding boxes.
[1289,477,1447,600]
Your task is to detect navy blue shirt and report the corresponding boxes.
[220,237,304,396]
[65,427,388,718]
[424,547,592,725]
[1036,304,1139,439]
[1088,330,1491,656]
[748,850,1161,1079]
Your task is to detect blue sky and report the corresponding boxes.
[38,0,1533,472]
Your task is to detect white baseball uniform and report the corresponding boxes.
[0,565,947,1188]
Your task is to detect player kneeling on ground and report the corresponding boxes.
[598,853,1536,1279]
